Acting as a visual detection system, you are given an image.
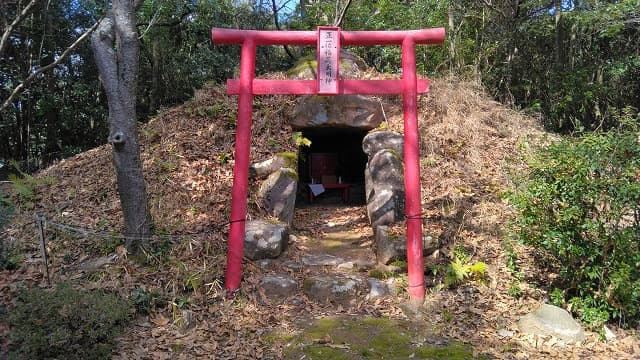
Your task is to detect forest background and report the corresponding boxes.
[2,0,639,174]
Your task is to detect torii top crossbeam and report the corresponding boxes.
[211,26,445,303]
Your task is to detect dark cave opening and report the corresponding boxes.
[297,127,368,206]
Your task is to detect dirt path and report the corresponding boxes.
[267,204,638,359]
[263,204,476,358]
[292,204,375,264]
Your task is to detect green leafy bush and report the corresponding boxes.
[130,287,165,315]
[509,111,640,328]
[0,240,19,271]
[444,248,487,287]
[5,161,55,210]
[9,283,132,359]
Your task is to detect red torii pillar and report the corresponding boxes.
[212,27,445,303]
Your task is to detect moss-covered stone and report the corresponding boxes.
[304,345,353,359]
[277,151,298,169]
[275,315,478,359]
[287,56,317,78]
[302,278,316,292]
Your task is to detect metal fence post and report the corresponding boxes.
[37,214,50,286]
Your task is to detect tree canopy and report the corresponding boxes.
[1,0,639,171]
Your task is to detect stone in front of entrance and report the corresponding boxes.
[250,155,284,179]
[362,130,404,159]
[290,95,384,130]
[374,225,406,265]
[260,274,299,300]
[365,148,405,229]
[367,278,389,300]
[517,303,585,344]
[250,152,297,179]
[374,227,440,264]
[303,275,367,306]
[243,220,289,260]
[302,254,344,266]
[258,167,298,225]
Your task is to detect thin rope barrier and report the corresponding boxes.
[37,215,244,242]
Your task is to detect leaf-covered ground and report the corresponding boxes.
[1,75,638,358]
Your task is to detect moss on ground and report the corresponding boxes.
[272,315,479,359]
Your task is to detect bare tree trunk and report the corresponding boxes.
[448,6,455,72]
[150,39,161,114]
[554,0,565,70]
[91,0,151,254]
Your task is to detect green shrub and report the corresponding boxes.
[5,161,55,210]
[0,240,20,271]
[130,287,165,314]
[0,192,19,270]
[509,111,640,328]
[444,256,487,288]
[9,283,132,359]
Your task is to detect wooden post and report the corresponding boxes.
[37,215,50,286]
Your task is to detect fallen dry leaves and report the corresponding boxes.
[1,76,637,359]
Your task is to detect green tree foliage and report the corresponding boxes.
[0,0,109,171]
[509,109,640,328]
[511,0,640,131]
[0,0,291,172]
[292,0,449,74]
[294,1,640,132]
[136,0,292,115]
[9,283,132,359]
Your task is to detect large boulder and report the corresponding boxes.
[257,167,298,225]
[303,275,368,306]
[244,220,289,260]
[374,226,440,265]
[517,304,586,344]
[288,50,366,80]
[250,152,297,179]
[365,149,405,228]
[259,274,299,300]
[290,95,384,130]
[374,225,405,265]
[362,131,404,159]
[288,51,383,130]
[250,154,284,179]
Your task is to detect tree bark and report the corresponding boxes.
[91,0,151,253]
[554,0,565,70]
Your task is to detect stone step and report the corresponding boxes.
[258,272,397,306]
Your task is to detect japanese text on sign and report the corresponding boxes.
[317,27,340,94]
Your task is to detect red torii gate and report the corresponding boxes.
[211,26,445,302]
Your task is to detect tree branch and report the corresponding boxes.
[136,7,193,29]
[333,0,352,27]
[0,0,39,58]
[1,19,100,112]
[271,0,296,61]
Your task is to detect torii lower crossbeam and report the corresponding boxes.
[212,27,445,303]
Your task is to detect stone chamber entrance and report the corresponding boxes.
[296,127,368,206]
[246,52,410,268]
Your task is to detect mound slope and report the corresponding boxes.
[2,76,635,358]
